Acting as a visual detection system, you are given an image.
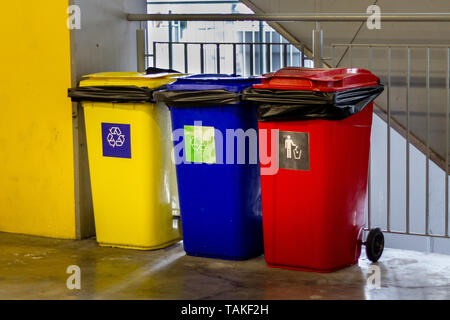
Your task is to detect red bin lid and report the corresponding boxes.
[253,67,380,92]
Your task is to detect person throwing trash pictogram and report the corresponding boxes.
[284,135,297,159]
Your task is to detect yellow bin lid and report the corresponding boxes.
[79,72,181,89]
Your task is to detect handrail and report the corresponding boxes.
[128,13,450,22]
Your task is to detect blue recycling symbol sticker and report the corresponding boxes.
[102,123,131,159]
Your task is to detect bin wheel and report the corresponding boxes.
[365,228,384,263]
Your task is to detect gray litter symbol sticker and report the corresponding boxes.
[278,131,310,171]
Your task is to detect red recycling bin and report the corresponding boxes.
[249,68,384,272]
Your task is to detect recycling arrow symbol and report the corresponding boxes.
[106,127,125,148]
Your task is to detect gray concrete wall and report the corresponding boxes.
[72,0,147,81]
[70,0,147,237]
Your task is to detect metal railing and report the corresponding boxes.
[331,43,450,240]
[128,13,450,22]
[149,41,311,76]
[149,40,450,241]
[148,38,450,242]
[131,12,450,252]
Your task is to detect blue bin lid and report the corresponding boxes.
[165,74,261,93]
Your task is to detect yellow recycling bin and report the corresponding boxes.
[73,72,182,250]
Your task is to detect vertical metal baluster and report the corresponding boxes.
[283,43,288,67]
[301,43,305,67]
[426,47,431,236]
[290,44,293,67]
[406,47,411,234]
[368,153,372,230]
[216,43,221,74]
[232,43,237,75]
[136,28,146,72]
[153,42,157,67]
[168,43,173,70]
[446,47,449,237]
[332,45,335,68]
[279,43,283,68]
[368,45,373,230]
[387,47,391,232]
[266,43,271,73]
[241,43,245,77]
[350,46,353,68]
[184,43,188,74]
[200,43,204,74]
[168,16,173,70]
[259,21,264,75]
[250,43,254,76]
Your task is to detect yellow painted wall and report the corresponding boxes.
[0,2,76,238]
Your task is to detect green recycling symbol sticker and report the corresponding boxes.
[184,125,216,164]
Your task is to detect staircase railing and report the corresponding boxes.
[332,43,449,242]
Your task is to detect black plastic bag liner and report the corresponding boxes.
[153,89,241,107]
[146,67,181,75]
[242,85,384,121]
[68,86,154,103]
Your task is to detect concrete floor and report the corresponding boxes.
[1,232,450,300]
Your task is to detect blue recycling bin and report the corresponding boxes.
[155,75,263,260]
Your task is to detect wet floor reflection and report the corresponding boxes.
[1,233,450,300]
